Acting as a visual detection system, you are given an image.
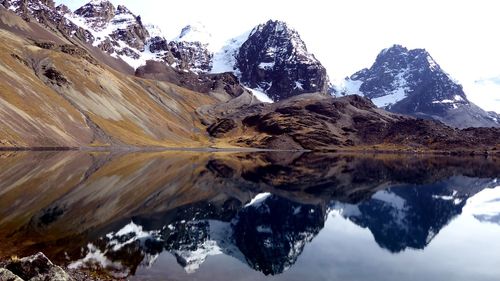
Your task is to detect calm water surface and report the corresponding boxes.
[0,151,499,281]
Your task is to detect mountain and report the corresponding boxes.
[0,4,221,147]
[235,20,331,101]
[342,45,500,128]
[205,94,500,151]
[2,1,331,102]
[71,0,150,66]
[0,1,499,152]
[334,176,498,253]
[170,20,332,102]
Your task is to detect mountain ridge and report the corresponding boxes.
[341,44,500,128]
[0,1,498,152]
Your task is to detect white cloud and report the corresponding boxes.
[56,0,500,113]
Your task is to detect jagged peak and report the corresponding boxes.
[116,4,132,15]
[55,3,70,14]
[380,44,408,54]
[4,0,56,10]
[373,44,443,73]
[246,19,316,64]
[75,0,115,17]
[250,19,296,37]
[88,0,111,5]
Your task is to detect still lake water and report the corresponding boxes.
[0,151,499,280]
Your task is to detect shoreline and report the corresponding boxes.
[0,146,497,156]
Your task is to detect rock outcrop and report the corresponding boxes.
[148,37,213,72]
[206,94,500,151]
[236,20,330,101]
[2,253,71,281]
[73,0,150,62]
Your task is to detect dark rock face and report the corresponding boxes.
[346,44,500,128]
[236,20,330,101]
[74,0,116,30]
[234,195,324,275]
[106,5,149,51]
[4,0,95,43]
[208,118,237,137]
[74,1,150,55]
[149,37,212,72]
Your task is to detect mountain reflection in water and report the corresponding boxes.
[0,151,499,280]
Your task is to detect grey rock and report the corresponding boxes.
[4,253,72,281]
[0,268,24,281]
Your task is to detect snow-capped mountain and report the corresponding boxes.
[69,1,150,67]
[341,45,500,128]
[2,0,95,43]
[3,0,331,102]
[332,176,498,253]
[173,22,214,46]
[66,194,325,277]
[168,20,332,102]
[236,20,330,101]
[6,0,493,120]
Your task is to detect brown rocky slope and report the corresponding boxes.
[206,93,500,152]
[0,7,222,148]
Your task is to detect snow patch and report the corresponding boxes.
[372,190,407,210]
[294,81,304,90]
[245,192,272,207]
[245,87,274,103]
[106,221,162,251]
[330,202,362,217]
[427,55,439,71]
[340,79,364,96]
[68,244,128,278]
[371,72,409,107]
[210,30,251,74]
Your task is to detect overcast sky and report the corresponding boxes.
[57,0,500,112]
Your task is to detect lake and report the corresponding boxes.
[0,151,499,281]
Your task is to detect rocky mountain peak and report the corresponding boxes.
[74,0,116,30]
[55,3,70,14]
[116,4,131,15]
[248,20,316,64]
[343,44,499,128]
[236,20,330,101]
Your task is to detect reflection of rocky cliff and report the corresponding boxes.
[63,193,325,277]
[334,176,499,253]
[0,151,499,278]
[234,195,324,275]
